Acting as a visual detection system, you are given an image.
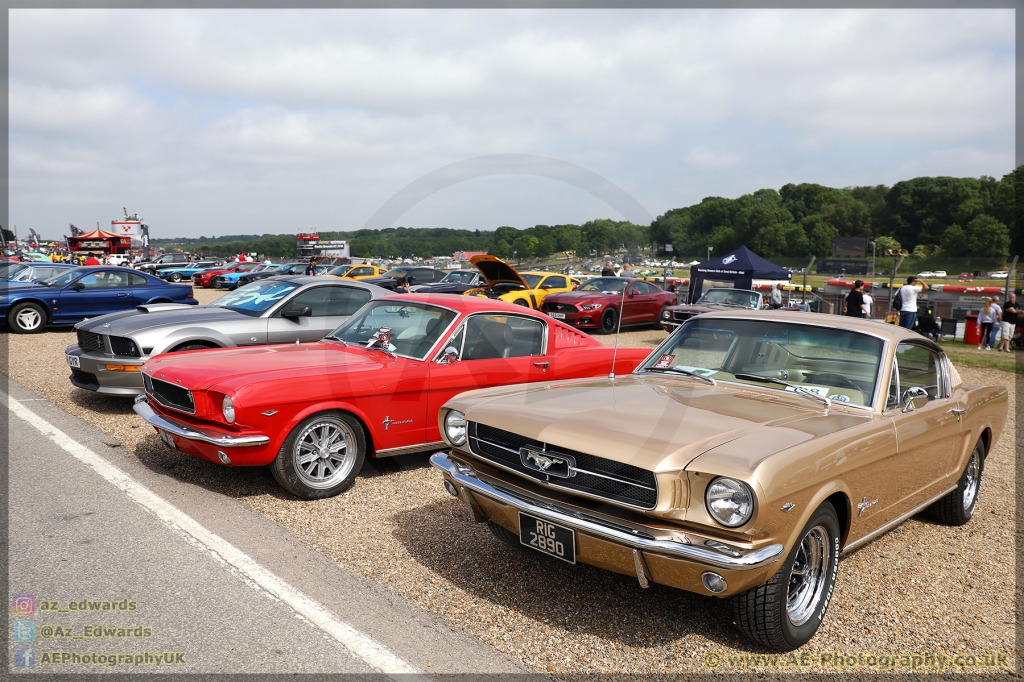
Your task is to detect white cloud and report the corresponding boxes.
[9,8,1014,237]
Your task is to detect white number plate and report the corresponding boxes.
[549,312,566,319]
[65,354,81,368]
[159,429,177,450]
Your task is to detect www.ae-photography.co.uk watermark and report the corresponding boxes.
[11,593,184,670]
[703,649,1012,672]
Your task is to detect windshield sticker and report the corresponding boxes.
[655,354,675,368]
[785,385,829,397]
[828,394,851,402]
[758,329,790,342]
[672,365,719,377]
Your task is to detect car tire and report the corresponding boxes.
[270,411,366,500]
[169,273,182,282]
[598,307,618,335]
[170,342,216,353]
[731,502,840,651]
[487,520,528,552]
[513,299,530,307]
[8,301,46,334]
[929,438,984,526]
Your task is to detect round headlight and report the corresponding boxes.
[662,309,672,319]
[705,477,754,527]
[222,395,236,424]
[444,410,467,446]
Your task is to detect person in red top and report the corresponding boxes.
[83,254,101,266]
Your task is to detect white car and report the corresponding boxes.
[990,271,1009,279]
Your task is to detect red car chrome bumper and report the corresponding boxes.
[133,394,277,466]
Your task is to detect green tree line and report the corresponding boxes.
[152,166,1019,263]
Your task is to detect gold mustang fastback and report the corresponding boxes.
[431,311,1008,651]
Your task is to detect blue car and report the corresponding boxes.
[157,262,224,283]
[209,262,281,289]
[1,262,78,286]
[2,266,198,333]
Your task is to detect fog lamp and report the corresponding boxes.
[443,480,459,497]
[702,571,727,594]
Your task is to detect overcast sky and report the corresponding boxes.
[10,8,1015,240]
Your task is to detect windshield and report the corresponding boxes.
[328,301,457,359]
[0,263,28,280]
[43,269,87,288]
[578,277,628,294]
[698,289,761,308]
[441,271,477,284]
[522,274,543,288]
[641,318,883,407]
[382,267,414,278]
[210,280,301,316]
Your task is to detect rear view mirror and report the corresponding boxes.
[281,304,312,318]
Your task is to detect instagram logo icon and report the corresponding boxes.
[12,595,36,617]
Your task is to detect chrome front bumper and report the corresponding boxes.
[133,395,271,447]
[430,452,784,570]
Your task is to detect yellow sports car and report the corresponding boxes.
[465,255,580,309]
[326,264,387,280]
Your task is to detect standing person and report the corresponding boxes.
[999,292,1018,352]
[601,262,615,277]
[896,276,929,330]
[862,287,874,319]
[620,264,636,278]
[83,253,101,266]
[844,280,865,317]
[770,282,783,309]
[304,257,318,277]
[977,298,1000,350]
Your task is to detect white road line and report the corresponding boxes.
[8,396,423,680]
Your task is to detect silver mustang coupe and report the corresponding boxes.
[65,276,388,396]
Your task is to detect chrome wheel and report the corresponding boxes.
[962,449,980,511]
[292,418,357,490]
[15,307,42,331]
[787,525,831,626]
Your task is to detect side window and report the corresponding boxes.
[325,287,371,316]
[886,364,900,411]
[895,342,943,401]
[79,271,129,288]
[351,267,372,277]
[542,275,567,289]
[462,315,545,360]
[628,283,644,295]
[285,287,334,317]
[129,273,148,286]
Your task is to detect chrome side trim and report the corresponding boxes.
[374,441,446,457]
[431,452,784,570]
[133,395,270,448]
[842,484,957,552]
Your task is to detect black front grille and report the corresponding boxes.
[109,336,141,357]
[542,302,578,313]
[143,374,195,413]
[70,369,98,387]
[76,330,105,354]
[672,311,693,322]
[469,422,658,509]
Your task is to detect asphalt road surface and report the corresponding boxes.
[5,376,531,677]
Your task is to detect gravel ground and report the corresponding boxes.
[3,291,1017,676]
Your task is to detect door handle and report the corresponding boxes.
[950,407,966,421]
[533,361,550,370]
[117,293,129,298]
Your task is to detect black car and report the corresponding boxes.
[409,269,485,294]
[362,266,447,290]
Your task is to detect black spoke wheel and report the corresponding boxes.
[271,411,366,499]
[930,438,985,525]
[731,502,840,651]
[598,307,618,335]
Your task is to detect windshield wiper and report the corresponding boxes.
[734,373,831,409]
[322,335,348,346]
[642,366,716,385]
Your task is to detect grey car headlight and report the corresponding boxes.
[444,410,467,446]
[222,395,236,424]
[705,477,754,527]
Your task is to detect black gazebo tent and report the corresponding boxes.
[686,245,791,303]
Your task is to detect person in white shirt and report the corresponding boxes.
[896,276,929,329]
[861,291,873,318]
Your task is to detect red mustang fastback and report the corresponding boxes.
[133,294,651,498]
[192,261,261,287]
[541,277,677,334]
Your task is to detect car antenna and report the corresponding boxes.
[608,281,627,381]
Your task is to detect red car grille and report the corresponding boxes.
[542,302,578,313]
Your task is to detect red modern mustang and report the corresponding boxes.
[192,261,261,287]
[541,277,677,334]
[133,294,651,499]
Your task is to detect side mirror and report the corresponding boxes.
[435,347,459,365]
[901,386,929,412]
[281,304,312,318]
[627,289,636,297]
[70,281,85,291]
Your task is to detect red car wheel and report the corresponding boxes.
[271,411,366,499]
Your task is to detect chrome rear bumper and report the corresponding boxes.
[430,451,784,570]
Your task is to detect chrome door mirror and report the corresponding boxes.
[901,386,929,412]
[435,346,459,365]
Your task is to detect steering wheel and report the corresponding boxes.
[807,373,861,392]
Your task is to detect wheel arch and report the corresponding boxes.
[8,297,53,324]
[978,427,992,458]
[281,401,378,457]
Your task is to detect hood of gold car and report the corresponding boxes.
[454,374,870,474]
